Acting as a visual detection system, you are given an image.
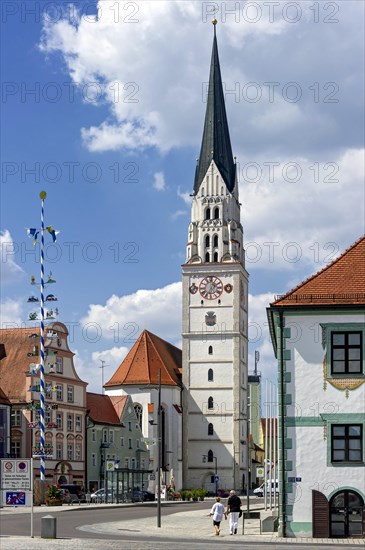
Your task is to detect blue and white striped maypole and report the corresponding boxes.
[39,190,47,481]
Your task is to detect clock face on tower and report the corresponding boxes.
[199,276,223,300]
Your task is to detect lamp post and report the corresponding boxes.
[202,454,218,496]
[157,369,162,528]
[139,368,162,527]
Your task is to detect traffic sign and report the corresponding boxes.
[256,466,264,478]
[6,491,26,506]
[214,475,219,483]
[1,460,31,490]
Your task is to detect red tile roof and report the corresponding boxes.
[272,236,365,306]
[0,387,11,405]
[109,395,128,419]
[105,330,182,388]
[86,392,121,425]
[0,323,85,403]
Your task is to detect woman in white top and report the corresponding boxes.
[209,496,226,536]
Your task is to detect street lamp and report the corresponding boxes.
[140,368,162,527]
[202,454,218,496]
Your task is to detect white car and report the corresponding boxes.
[90,488,113,503]
[253,480,279,497]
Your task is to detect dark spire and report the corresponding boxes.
[194,24,236,194]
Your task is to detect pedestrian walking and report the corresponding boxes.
[209,496,225,536]
[226,489,242,535]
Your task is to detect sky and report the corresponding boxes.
[1,0,364,394]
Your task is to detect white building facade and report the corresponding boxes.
[268,236,365,538]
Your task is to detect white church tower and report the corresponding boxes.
[182,21,249,492]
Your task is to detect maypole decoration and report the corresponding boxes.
[27,191,59,482]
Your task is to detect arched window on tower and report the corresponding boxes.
[221,186,224,195]
[205,208,211,220]
[134,404,143,430]
[213,235,218,248]
[208,423,214,436]
[208,368,214,382]
[213,252,218,262]
[208,449,214,462]
[205,252,210,263]
[205,235,210,247]
[201,187,205,195]
[208,345,213,355]
[208,396,214,410]
[214,207,219,219]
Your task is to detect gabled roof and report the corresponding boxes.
[272,236,365,306]
[86,392,121,425]
[194,25,236,194]
[0,323,86,402]
[109,395,129,419]
[104,330,182,388]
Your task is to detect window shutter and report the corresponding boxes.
[312,490,329,538]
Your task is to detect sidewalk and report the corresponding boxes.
[0,500,363,547]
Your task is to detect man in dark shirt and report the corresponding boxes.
[226,489,242,534]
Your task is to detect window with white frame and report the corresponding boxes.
[128,438,132,449]
[120,437,124,447]
[103,430,108,443]
[124,457,129,469]
[56,357,63,374]
[11,441,21,458]
[45,411,51,424]
[11,410,21,427]
[92,453,96,467]
[67,385,74,402]
[67,443,73,461]
[92,429,96,442]
[75,415,81,431]
[56,384,63,401]
[109,429,114,443]
[67,414,73,431]
[56,412,63,429]
[128,421,132,431]
[56,442,62,460]
[75,443,81,461]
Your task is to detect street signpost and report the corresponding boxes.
[0,459,34,537]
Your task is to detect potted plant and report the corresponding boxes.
[186,490,193,501]
[46,484,63,506]
[198,488,207,501]
[192,488,199,502]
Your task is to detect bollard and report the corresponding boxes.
[41,515,57,539]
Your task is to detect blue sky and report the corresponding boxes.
[1,0,364,392]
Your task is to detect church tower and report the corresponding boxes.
[182,21,249,492]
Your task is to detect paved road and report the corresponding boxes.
[0,499,362,549]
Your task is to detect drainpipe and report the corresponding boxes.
[279,309,286,537]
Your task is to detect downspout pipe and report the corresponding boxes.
[279,309,286,537]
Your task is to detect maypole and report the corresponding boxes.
[39,190,46,481]
[27,191,59,488]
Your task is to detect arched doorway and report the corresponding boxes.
[330,490,364,538]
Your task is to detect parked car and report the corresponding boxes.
[90,488,113,503]
[131,490,155,502]
[59,484,85,502]
[253,480,279,498]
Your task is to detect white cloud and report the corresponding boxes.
[0,230,24,285]
[248,292,277,382]
[177,186,192,206]
[39,1,364,157]
[0,298,24,327]
[170,210,187,221]
[80,282,182,346]
[152,171,166,191]
[241,148,365,273]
